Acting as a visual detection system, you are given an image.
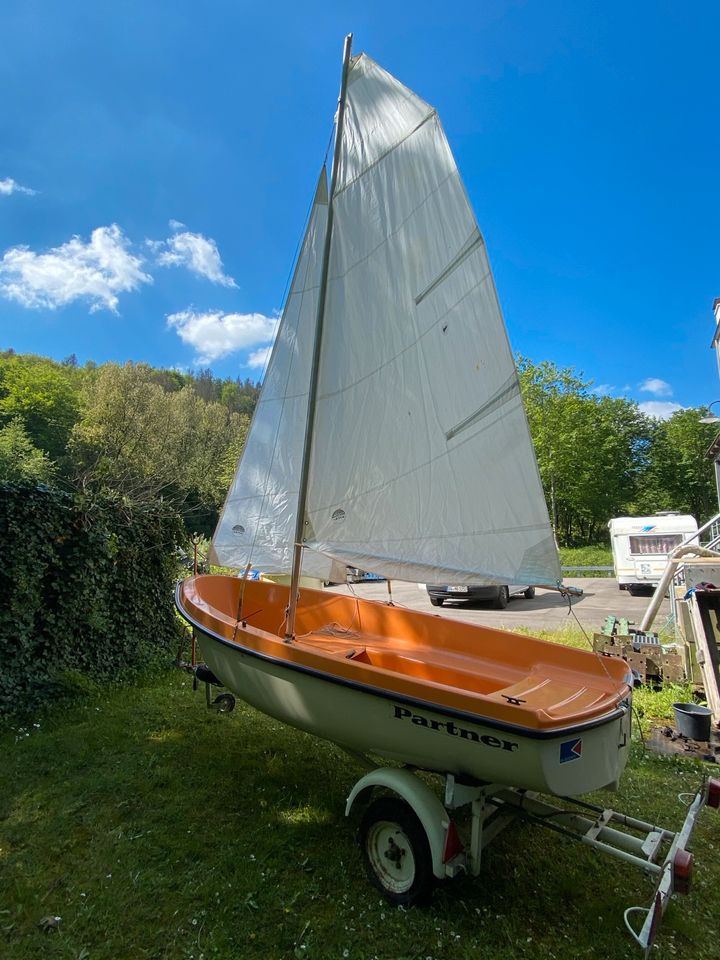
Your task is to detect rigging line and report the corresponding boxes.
[276,122,333,312]
[562,587,622,687]
[339,582,363,634]
[322,120,335,168]
[225,213,324,595]
[233,562,253,635]
[239,171,328,578]
[562,588,594,648]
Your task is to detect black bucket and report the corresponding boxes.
[672,702,712,741]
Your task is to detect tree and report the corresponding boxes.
[192,367,219,403]
[517,357,650,544]
[149,367,187,393]
[0,354,81,460]
[68,362,249,534]
[0,418,54,482]
[220,381,258,417]
[635,408,718,522]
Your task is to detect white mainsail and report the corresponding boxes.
[303,54,561,587]
[209,172,337,580]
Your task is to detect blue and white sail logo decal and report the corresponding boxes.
[560,738,583,763]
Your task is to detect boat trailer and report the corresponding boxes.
[184,660,718,952]
[346,766,719,955]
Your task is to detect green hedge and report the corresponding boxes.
[0,483,185,715]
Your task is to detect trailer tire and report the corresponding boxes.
[212,693,236,712]
[359,797,434,906]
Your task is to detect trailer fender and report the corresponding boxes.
[345,768,450,879]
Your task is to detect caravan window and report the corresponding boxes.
[628,534,683,556]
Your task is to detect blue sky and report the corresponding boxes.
[0,0,718,419]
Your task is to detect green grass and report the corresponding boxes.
[1,663,719,960]
[559,545,613,575]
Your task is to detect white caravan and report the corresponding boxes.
[608,513,698,593]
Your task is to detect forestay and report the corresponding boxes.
[209,173,336,580]
[304,54,561,587]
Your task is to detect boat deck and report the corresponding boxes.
[295,632,627,728]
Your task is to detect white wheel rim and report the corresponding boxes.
[366,819,416,893]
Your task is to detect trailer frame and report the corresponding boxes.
[347,767,719,955]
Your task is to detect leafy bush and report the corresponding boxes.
[0,482,185,715]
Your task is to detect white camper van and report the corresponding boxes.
[608,513,698,593]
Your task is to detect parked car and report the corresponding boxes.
[347,567,385,583]
[425,583,535,609]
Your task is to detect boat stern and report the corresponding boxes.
[541,697,632,797]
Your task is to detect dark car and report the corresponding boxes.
[426,583,536,610]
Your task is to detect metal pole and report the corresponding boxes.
[285,33,353,641]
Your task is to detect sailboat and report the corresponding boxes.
[176,36,633,799]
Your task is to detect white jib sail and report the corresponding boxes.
[304,54,561,587]
[209,172,337,580]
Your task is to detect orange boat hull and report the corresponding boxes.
[177,576,632,795]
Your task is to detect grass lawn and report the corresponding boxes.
[558,546,613,575]
[1,657,719,960]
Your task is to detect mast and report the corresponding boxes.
[285,32,353,640]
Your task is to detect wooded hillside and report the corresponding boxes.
[0,350,259,537]
[0,348,715,545]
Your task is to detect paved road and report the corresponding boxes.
[327,577,671,634]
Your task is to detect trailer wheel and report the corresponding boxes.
[212,693,236,712]
[359,797,434,906]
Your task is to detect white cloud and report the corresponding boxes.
[0,177,36,196]
[247,346,272,369]
[168,219,186,232]
[638,400,684,420]
[167,309,276,365]
[592,383,614,396]
[0,224,151,312]
[156,231,236,287]
[640,377,672,397]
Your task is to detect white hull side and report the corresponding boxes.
[197,629,631,797]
